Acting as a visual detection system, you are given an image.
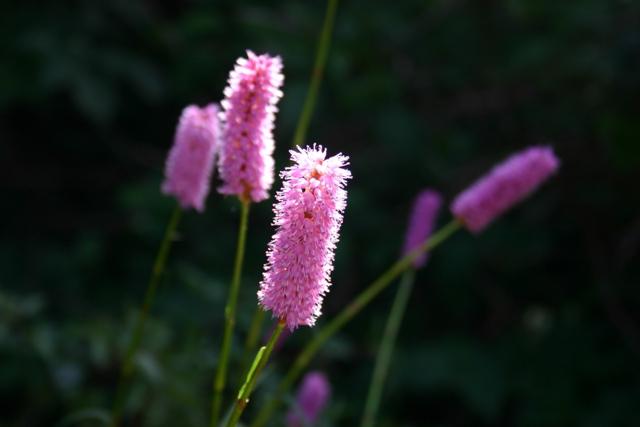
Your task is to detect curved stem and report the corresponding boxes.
[250,219,461,427]
[211,199,251,427]
[361,270,415,427]
[110,204,182,427]
[226,320,286,427]
[292,0,339,147]
[240,307,267,380]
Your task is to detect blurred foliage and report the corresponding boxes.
[1,0,639,426]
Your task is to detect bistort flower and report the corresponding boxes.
[402,189,443,268]
[218,50,284,202]
[286,371,331,427]
[451,145,560,233]
[161,104,219,212]
[258,145,351,330]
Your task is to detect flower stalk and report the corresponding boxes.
[211,198,251,427]
[226,319,287,427]
[360,270,415,427]
[240,307,267,378]
[250,219,462,427]
[292,0,339,147]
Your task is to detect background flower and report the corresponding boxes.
[286,371,331,427]
[161,104,219,212]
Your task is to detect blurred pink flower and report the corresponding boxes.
[451,145,560,233]
[402,189,443,268]
[218,50,284,202]
[286,371,331,427]
[161,104,219,212]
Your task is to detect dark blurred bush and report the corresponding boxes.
[1,0,639,426]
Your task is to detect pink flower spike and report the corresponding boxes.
[218,50,284,202]
[258,145,351,330]
[286,371,331,427]
[451,145,560,233]
[161,104,220,212]
[402,189,443,269]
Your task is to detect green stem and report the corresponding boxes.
[240,308,267,379]
[361,270,415,427]
[211,199,251,427]
[226,320,286,427]
[292,0,339,147]
[250,219,461,427]
[110,204,182,427]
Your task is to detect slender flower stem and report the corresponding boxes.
[226,320,286,427]
[240,307,267,378]
[292,0,339,147]
[110,204,182,427]
[250,219,461,427]
[361,270,415,427]
[211,199,251,427]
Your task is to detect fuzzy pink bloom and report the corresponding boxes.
[161,104,220,212]
[451,145,560,233]
[402,189,443,269]
[258,145,351,330]
[286,371,331,427]
[218,50,284,202]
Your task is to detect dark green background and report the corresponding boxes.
[2,0,639,426]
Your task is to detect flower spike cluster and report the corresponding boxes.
[451,145,560,233]
[286,371,331,427]
[218,50,284,202]
[258,145,351,330]
[161,104,220,212]
[402,189,443,269]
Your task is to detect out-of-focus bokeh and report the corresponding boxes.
[2,1,639,426]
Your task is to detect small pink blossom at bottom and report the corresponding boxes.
[402,189,443,269]
[161,104,220,212]
[450,145,560,233]
[286,371,331,427]
[258,145,351,330]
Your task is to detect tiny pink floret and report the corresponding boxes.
[161,104,220,212]
[451,145,560,233]
[402,189,443,269]
[258,145,351,330]
[286,371,331,427]
[218,50,284,202]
